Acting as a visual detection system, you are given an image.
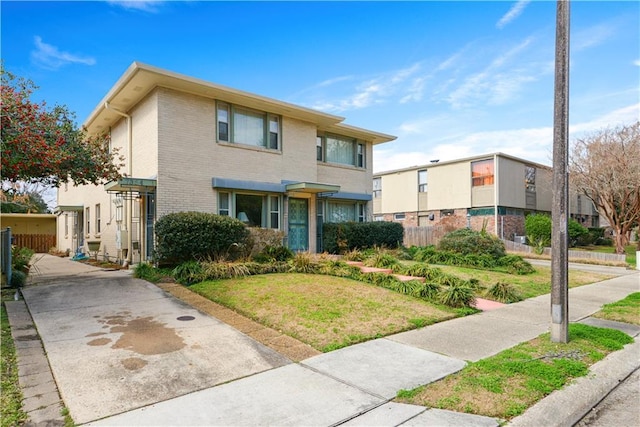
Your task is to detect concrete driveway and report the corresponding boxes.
[22,257,290,424]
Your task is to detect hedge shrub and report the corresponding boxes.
[526,213,590,247]
[154,212,250,266]
[438,228,506,258]
[322,221,403,254]
[525,213,552,246]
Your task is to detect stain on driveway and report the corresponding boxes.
[21,272,290,424]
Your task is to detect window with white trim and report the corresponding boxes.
[64,213,69,236]
[95,204,101,234]
[418,170,428,192]
[217,191,280,229]
[217,102,281,150]
[326,202,365,223]
[218,192,230,216]
[357,204,365,222]
[394,213,406,221]
[317,134,365,168]
[373,177,382,198]
[85,207,90,235]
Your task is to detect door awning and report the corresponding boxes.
[53,205,84,215]
[105,177,157,193]
[285,182,340,194]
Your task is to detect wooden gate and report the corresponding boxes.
[12,234,56,253]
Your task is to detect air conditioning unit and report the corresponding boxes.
[514,235,527,245]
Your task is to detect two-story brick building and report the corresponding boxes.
[373,153,598,240]
[56,62,395,263]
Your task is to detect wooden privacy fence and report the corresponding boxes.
[12,234,56,253]
[403,226,447,247]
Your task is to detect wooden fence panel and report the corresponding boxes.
[12,234,56,253]
[403,226,447,247]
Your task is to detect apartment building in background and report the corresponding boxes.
[56,62,395,263]
[373,153,598,240]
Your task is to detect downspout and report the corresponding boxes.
[105,102,133,266]
[494,154,499,237]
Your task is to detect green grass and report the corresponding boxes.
[189,273,459,351]
[396,323,633,420]
[1,292,28,427]
[593,292,640,325]
[428,264,612,300]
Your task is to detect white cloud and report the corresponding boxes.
[633,59,640,67]
[496,1,530,29]
[570,103,640,134]
[107,1,163,12]
[31,36,96,70]
[445,37,541,108]
[573,23,615,51]
[311,63,424,113]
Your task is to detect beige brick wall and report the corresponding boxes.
[56,93,159,260]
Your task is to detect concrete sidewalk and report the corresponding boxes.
[10,255,640,426]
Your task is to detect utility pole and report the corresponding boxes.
[551,0,570,343]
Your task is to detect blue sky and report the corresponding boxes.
[2,0,639,175]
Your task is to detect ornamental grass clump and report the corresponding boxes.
[487,281,522,303]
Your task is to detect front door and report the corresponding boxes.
[288,198,308,252]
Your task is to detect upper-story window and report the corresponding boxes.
[217,102,280,150]
[418,170,428,192]
[471,159,494,187]
[317,134,365,168]
[373,177,382,198]
[525,166,536,193]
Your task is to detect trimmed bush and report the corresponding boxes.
[438,228,505,259]
[525,213,551,247]
[10,270,27,287]
[526,213,589,248]
[154,212,250,266]
[322,221,403,254]
[568,220,589,246]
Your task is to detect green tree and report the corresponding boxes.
[1,66,123,188]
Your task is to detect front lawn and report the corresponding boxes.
[190,273,460,352]
[396,323,634,420]
[592,292,640,325]
[433,264,612,300]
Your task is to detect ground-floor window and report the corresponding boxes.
[325,201,366,223]
[218,191,280,229]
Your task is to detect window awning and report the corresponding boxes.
[105,177,157,193]
[285,182,340,194]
